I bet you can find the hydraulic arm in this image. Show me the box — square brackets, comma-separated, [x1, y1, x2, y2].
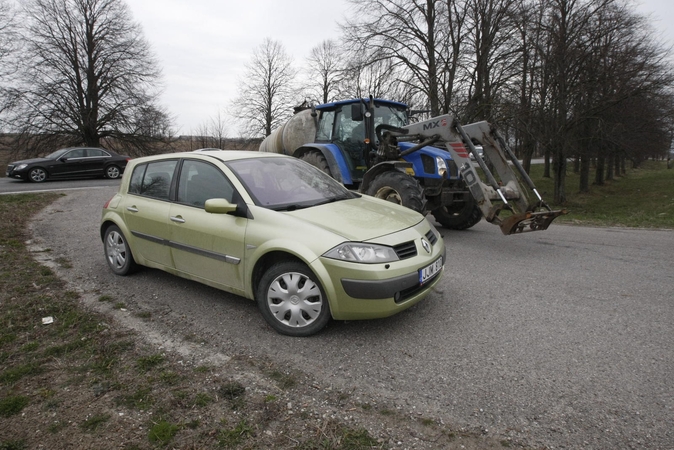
[387, 116, 567, 235]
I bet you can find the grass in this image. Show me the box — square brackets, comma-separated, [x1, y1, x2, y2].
[527, 160, 674, 229]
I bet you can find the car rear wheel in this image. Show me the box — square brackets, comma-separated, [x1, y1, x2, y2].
[105, 165, 121, 179]
[104, 225, 137, 275]
[28, 167, 47, 183]
[257, 261, 330, 337]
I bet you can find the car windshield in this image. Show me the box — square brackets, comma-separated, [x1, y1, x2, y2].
[227, 157, 357, 210]
[45, 148, 70, 159]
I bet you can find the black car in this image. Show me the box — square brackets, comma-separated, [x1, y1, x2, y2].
[6, 147, 130, 182]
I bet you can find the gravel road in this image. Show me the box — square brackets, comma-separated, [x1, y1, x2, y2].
[30, 188, 674, 449]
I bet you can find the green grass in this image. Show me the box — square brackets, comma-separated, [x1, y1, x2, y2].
[148, 420, 180, 445]
[528, 160, 674, 229]
[0, 395, 29, 417]
[80, 413, 111, 431]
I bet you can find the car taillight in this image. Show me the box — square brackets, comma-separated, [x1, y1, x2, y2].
[103, 196, 114, 209]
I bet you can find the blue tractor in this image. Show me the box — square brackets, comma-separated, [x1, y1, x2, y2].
[260, 98, 565, 234]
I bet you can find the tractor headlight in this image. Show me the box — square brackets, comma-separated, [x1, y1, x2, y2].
[324, 243, 399, 263]
[436, 156, 447, 178]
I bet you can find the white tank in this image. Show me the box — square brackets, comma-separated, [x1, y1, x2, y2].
[259, 109, 317, 155]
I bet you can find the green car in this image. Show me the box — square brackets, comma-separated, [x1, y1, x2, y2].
[100, 150, 445, 336]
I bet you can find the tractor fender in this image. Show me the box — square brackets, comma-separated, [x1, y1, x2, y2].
[359, 161, 414, 194]
[293, 144, 353, 185]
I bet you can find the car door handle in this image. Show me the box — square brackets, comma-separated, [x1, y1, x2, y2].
[170, 216, 185, 223]
[126, 206, 138, 212]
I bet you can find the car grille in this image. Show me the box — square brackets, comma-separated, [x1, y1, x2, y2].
[425, 229, 438, 245]
[394, 230, 438, 260]
[393, 241, 417, 260]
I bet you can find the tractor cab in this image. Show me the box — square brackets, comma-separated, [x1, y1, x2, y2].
[314, 99, 409, 182]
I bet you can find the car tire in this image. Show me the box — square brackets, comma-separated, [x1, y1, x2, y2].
[431, 194, 483, 230]
[257, 261, 331, 337]
[103, 225, 137, 275]
[28, 167, 47, 183]
[105, 165, 121, 179]
[366, 170, 427, 214]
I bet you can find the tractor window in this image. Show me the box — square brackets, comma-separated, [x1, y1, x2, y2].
[316, 110, 335, 141]
[373, 105, 408, 129]
[333, 107, 364, 143]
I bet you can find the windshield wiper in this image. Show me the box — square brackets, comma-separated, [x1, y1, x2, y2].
[310, 193, 356, 207]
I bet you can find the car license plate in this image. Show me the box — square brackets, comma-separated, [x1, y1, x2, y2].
[419, 257, 443, 285]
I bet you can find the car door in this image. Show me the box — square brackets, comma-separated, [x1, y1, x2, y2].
[168, 159, 247, 293]
[48, 148, 87, 178]
[120, 159, 178, 266]
[84, 148, 109, 176]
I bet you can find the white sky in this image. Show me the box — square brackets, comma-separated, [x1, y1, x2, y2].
[125, 0, 351, 135]
[125, 0, 674, 136]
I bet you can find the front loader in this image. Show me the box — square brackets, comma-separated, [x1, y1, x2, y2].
[380, 116, 567, 234]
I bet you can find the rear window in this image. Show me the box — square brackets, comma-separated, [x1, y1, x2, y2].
[128, 160, 178, 200]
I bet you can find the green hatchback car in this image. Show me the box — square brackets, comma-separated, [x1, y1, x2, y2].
[100, 150, 445, 336]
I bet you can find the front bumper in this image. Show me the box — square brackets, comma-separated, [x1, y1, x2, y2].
[313, 226, 446, 321]
[6, 166, 28, 180]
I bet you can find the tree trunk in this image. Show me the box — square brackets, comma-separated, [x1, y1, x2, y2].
[595, 155, 605, 185]
[579, 153, 590, 192]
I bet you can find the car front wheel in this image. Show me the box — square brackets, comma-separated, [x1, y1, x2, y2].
[28, 167, 47, 183]
[105, 165, 121, 179]
[104, 225, 137, 275]
[257, 261, 331, 337]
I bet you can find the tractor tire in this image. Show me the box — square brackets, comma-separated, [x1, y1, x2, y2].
[431, 195, 483, 230]
[300, 151, 332, 176]
[366, 170, 427, 215]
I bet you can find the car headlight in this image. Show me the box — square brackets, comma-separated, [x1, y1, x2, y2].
[15, 164, 28, 170]
[436, 156, 447, 178]
[324, 243, 400, 263]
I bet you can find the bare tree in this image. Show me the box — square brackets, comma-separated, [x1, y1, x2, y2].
[462, 0, 521, 122]
[342, 0, 449, 115]
[0, 0, 20, 121]
[191, 110, 229, 149]
[306, 40, 343, 104]
[9, 0, 170, 155]
[231, 38, 297, 137]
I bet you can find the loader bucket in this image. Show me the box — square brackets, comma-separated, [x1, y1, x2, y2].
[499, 209, 568, 235]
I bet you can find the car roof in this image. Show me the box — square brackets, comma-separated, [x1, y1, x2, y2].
[130, 150, 286, 165]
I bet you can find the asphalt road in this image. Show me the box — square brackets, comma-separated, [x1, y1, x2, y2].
[0, 176, 121, 195]
[27, 186, 674, 449]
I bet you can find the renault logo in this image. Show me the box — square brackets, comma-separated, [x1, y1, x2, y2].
[421, 238, 431, 254]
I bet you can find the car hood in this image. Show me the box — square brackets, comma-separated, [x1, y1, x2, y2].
[9, 157, 52, 165]
[285, 195, 424, 241]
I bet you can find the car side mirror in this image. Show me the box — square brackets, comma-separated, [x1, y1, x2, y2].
[204, 198, 237, 214]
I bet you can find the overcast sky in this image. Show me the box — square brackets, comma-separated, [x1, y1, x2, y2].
[125, 0, 674, 136]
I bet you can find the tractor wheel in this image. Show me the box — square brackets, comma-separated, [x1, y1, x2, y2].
[366, 170, 426, 215]
[431, 194, 483, 230]
[300, 151, 332, 176]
